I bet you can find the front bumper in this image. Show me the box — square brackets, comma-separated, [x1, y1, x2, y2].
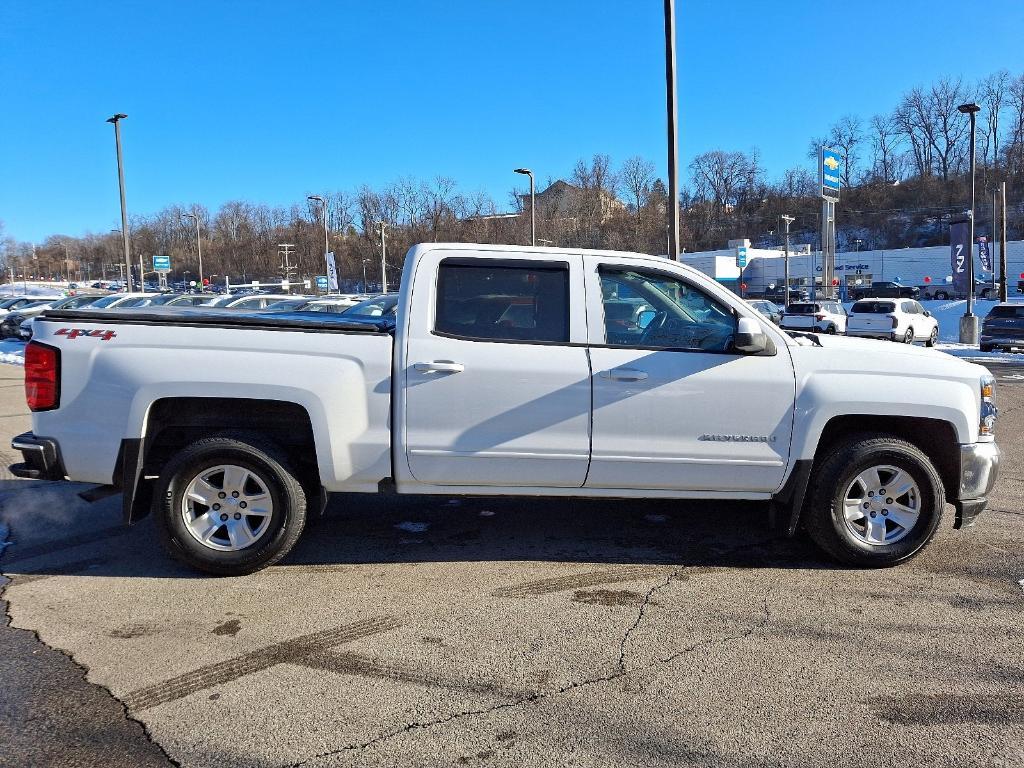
[9, 432, 66, 480]
[953, 441, 1000, 528]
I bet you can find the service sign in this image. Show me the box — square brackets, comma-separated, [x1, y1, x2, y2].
[820, 148, 841, 200]
[153, 254, 171, 272]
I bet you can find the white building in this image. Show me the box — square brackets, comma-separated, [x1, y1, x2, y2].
[678, 239, 1024, 297]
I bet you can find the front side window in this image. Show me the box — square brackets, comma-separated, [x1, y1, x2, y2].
[435, 260, 569, 343]
[598, 267, 735, 352]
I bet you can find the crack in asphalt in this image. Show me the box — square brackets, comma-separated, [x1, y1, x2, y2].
[616, 567, 685, 673]
[281, 589, 773, 767]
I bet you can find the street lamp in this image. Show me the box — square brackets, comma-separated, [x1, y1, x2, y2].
[106, 113, 132, 292]
[180, 212, 204, 289]
[958, 101, 981, 344]
[781, 215, 795, 307]
[307, 194, 330, 262]
[514, 168, 535, 246]
[664, 0, 680, 260]
[377, 221, 388, 293]
[361, 258, 370, 293]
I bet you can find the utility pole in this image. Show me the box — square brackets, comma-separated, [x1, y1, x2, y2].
[1000, 181, 1008, 302]
[781, 215, 795, 307]
[278, 243, 296, 293]
[361, 259, 369, 293]
[991, 187, 998, 298]
[106, 113, 132, 292]
[664, 0, 680, 260]
[378, 221, 388, 293]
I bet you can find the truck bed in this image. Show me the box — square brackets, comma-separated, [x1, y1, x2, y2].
[42, 306, 394, 334]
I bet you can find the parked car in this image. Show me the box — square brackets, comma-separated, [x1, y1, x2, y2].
[780, 301, 848, 334]
[0, 296, 61, 318]
[846, 299, 938, 346]
[850, 282, 920, 300]
[2, 294, 105, 339]
[145, 293, 220, 307]
[340, 293, 401, 319]
[88, 292, 157, 310]
[980, 303, 1024, 352]
[262, 297, 318, 312]
[747, 299, 782, 326]
[760, 287, 809, 304]
[14, 242, 999, 576]
[920, 280, 997, 301]
[203, 294, 296, 310]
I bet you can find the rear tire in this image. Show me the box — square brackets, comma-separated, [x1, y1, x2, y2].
[154, 434, 307, 576]
[804, 434, 945, 567]
[903, 327, 914, 344]
[980, 343, 994, 352]
[926, 327, 938, 347]
[936, 292, 949, 300]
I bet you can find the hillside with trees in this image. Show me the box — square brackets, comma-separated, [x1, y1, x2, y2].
[2, 69, 1023, 288]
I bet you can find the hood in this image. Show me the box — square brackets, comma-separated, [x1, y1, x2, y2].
[786, 332, 990, 380]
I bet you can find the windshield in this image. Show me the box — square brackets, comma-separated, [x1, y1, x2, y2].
[0, 297, 27, 309]
[91, 295, 126, 308]
[852, 301, 896, 314]
[342, 294, 399, 317]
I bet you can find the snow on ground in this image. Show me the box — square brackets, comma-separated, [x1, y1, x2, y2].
[0, 281, 71, 297]
[0, 340, 26, 366]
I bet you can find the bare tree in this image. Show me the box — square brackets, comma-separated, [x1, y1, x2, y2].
[868, 113, 903, 183]
[619, 155, 655, 244]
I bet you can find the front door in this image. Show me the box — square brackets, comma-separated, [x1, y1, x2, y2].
[584, 258, 795, 492]
[403, 253, 591, 488]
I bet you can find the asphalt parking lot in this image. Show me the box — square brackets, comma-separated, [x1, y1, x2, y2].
[2, 360, 1023, 768]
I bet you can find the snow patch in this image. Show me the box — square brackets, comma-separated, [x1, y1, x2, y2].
[0, 340, 25, 366]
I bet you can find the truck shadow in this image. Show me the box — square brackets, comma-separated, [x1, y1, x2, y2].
[0, 489, 832, 580]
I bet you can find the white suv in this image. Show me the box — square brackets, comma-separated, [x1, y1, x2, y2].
[779, 300, 847, 334]
[846, 299, 939, 346]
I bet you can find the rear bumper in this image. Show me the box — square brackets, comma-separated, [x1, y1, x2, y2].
[10, 432, 66, 480]
[953, 441, 1000, 529]
[845, 329, 895, 340]
[980, 334, 1024, 347]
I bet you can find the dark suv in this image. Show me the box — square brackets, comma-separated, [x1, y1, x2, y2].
[980, 304, 1024, 352]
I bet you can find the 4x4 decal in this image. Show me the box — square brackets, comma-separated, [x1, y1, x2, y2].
[55, 328, 117, 341]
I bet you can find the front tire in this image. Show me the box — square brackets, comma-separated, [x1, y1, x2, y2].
[804, 435, 944, 567]
[154, 435, 307, 576]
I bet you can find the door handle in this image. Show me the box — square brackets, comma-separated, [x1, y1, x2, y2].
[600, 367, 648, 382]
[414, 361, 465, 374]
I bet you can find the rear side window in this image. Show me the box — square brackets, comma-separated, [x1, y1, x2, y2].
[787, 304, 818, 314]
[852, 301, 895, 314]
[435, 260, 569, 343]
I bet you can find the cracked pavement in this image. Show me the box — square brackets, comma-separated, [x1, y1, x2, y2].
[2, 361, 1024, 767]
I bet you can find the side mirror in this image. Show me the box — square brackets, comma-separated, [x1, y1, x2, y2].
[734, 316, 768, 354]
[637, 309, 657, 329]
[923, 310, 931, 317]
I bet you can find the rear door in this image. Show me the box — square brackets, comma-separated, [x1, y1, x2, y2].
[402, 251, 592, 488]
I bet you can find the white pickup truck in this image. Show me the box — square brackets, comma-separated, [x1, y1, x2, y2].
[12, 243, 1000, 575]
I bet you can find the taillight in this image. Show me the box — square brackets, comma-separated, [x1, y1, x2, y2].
[891, 317, 899, 329]
[25, 341, 59, 412]
[814, 313, 826, 321]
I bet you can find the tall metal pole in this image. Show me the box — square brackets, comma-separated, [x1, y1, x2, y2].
[513, 169, 536, 246]
[106, 114, 131, 292]
[307, 194, 330, 270]
[781, 215, 795, 307]
[957, 102, 981, 343]
[1000, 181, 1008, 302]
[378, 222, 388, 293]
[181, 213, 204, 289]
[664, 0, 680, 260]
[992, 187, 998, 297]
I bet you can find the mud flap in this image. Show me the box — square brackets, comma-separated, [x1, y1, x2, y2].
[769, 459, 813, 537]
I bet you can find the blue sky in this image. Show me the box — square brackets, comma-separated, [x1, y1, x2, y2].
[2, 0, 1023, 242]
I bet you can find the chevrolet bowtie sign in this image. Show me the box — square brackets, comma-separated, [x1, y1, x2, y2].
[820, 148, 841, 201]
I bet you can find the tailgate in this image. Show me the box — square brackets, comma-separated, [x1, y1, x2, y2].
[848, 315, 892, 331]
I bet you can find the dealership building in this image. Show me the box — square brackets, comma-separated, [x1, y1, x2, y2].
[678, 239, 1024, 299]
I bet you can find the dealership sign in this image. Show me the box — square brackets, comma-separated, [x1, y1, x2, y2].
[820, 148, 841, 200]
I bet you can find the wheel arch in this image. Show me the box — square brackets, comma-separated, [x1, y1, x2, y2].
[124, 397, 321, 524]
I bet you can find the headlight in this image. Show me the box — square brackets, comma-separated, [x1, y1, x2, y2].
[980, 375, 997, 437]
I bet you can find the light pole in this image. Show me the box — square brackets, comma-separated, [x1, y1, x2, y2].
[361, 259, 369, 293]
[180, 212, 204, 289]
[377, 221, 388, 293]
[106, 113, 132, 292]
[307, 194, 330, 260]
[781, 215, 795, 307]
[664, 0, 680, 260]
[514, 168, 535, 246]
[958, 102, 981, 344]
